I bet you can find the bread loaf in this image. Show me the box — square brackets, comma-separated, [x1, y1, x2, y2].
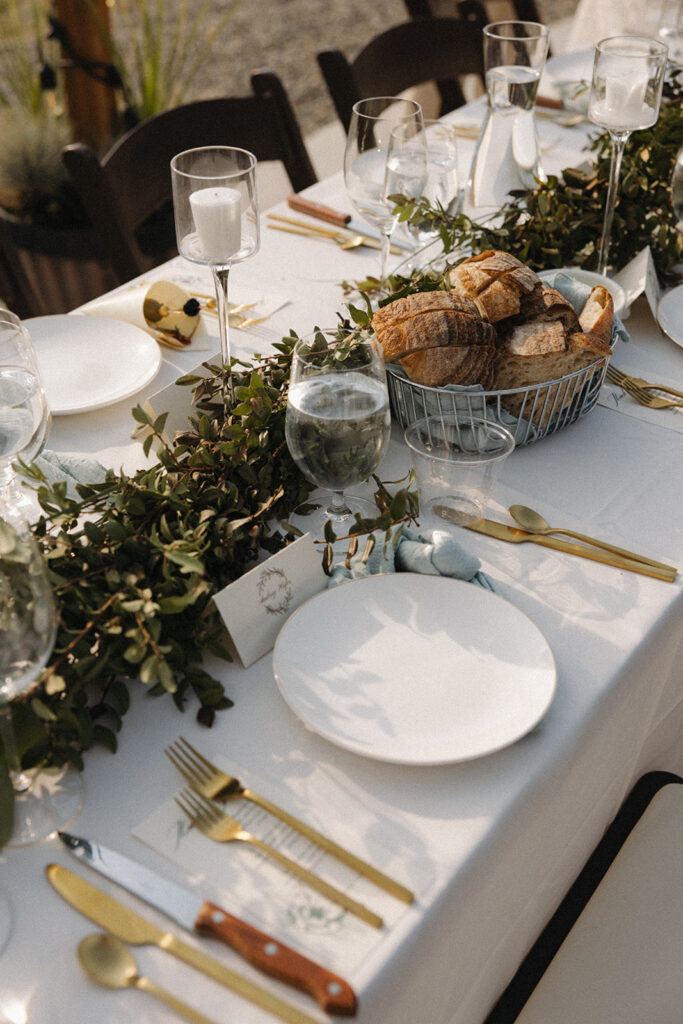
[400, 342, 496, 389]
[446, 250, 541, 322]
[371, 291, 493, 363]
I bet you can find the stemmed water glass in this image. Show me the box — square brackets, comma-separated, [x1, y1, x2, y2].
[0, 500, 83, 858]
[401, 119, 460, 245]
[466, 20, 549, 216]
[285, 330, 391, 531]
[171, 146, 259, 412]
[0, 309, 50, 516]
[344, 97, 425, 282]
[588, 36, 668, 275]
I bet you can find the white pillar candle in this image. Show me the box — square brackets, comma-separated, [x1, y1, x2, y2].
[189, 186, 242, 260]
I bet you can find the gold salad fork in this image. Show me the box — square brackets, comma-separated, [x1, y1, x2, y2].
[166, 737, 414, 903]
[605, 365, 683, 409]
[605, 364, 683, 401]
[175, 789, 383, 928]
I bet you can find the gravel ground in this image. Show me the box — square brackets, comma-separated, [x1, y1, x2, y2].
[156, 0, 578, 136]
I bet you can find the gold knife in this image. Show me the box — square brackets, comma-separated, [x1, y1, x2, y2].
[267, 214, 402, 254]
[46, 865, 323, 1024]
[435, 512, 678, 582]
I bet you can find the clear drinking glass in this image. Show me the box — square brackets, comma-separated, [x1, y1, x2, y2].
[0, 503, 83, 853]
[171, 146, 259, 411]
[344, 97, 424, 282]
[466, 20, 550, 217]
[285, 330, 391, 529]
[0, 309, 50, 516]
[588, 36, 668, 275]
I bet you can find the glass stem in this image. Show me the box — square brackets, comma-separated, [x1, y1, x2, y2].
[327, 491, 351, 518]
[211, 263, 233, 414]
[597, 130, 629, 276]
[379, 229, 393, 283]
[0, 705, 31, 793]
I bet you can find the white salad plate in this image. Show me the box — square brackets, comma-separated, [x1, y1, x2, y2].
[657, 286, 683, 349]
[273, 574, 556, 765]
[25, 314, 162, 415]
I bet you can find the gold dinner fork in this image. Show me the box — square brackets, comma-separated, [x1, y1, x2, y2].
[604, 367, 683, 409]
[605, 364, 683, 401]
[174, 789, 383, 928]
[166, 737, 414, 903]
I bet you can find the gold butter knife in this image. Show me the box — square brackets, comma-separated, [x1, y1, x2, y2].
[435, 512, 678, 582]
[46, 865, 323, 1024]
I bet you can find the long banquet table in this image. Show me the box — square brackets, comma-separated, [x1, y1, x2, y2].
[1, 80, 682, 1024]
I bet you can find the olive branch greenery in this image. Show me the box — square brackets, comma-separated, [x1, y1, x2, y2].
[0, 332, 417, 835]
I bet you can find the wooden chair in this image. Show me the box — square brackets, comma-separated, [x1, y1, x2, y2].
[404, 0, 553, 54]
[62, 70, 317, 287]
[317, 12, 487, 135]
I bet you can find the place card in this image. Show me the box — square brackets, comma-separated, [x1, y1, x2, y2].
[614, 246, 661, 318]
[142, 359, 210, 443]
[212, 534, 327, 667]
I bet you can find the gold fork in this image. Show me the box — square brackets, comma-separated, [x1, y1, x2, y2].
[605, 366, 683, 409]
[606, 364, 683, 400]
[166, 737, 413, 903]
[174, 789, 383, 928]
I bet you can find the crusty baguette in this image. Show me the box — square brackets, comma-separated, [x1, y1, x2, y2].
[579, 285, 614, 341]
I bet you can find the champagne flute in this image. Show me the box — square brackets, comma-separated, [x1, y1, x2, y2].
[0, 309, 50, 517]
[285, 330, 391, 530]
[171, 146, 259, 413]
[588, 36, 668, 275]
[466, 20, 549, 217]
[344, 97, 424, 282]
[0, 503, 83, 852]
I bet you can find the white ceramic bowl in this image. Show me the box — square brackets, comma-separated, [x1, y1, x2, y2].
[538, 267, 628, 320]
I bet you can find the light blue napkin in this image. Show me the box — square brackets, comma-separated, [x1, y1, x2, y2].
[328, 525, 495, 590]
[33, 450, 108, 497]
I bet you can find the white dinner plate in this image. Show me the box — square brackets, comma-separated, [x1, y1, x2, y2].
[25, 314, 162, 415]
[657, 286, 683, 349]
[273, 574, 556, 765]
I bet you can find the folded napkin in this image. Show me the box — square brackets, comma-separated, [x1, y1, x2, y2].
[328, 525, 494, 590]
[33, 450, 107, 497]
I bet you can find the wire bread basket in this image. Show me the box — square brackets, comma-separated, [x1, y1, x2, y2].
[387, 355, 609, 447]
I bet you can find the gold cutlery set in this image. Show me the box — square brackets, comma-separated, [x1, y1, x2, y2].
[266, 212, 403, 254]
[49, 737, 415, 1022]
[440, 504, 677, 582]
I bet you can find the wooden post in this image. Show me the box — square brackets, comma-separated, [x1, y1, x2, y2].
[53, 0, 117, 149]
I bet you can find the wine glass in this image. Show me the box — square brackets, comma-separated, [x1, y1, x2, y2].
[588, 36, 668, 275]
[0, 309, 51, 517]
[171, 146, 259, 412]
[285, 330, 391, 531]
[399, 119, 460, 244]
[466, 20, 549, 217]
[344, 97, 424, 282]
[0, 501, 83, 853]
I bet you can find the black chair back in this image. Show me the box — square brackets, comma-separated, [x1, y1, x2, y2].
[63, 70, 316, 286]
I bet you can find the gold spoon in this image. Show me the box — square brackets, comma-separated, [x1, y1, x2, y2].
[78, 933, 218, 1024]
[508, 505, 676, 573]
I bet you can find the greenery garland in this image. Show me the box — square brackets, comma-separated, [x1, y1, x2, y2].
[0, 333, 418, 844]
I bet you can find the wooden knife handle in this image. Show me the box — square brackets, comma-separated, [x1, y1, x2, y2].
[287, 195, 350, 227]
[536, 94, 564, 109]
[195, 901, 357, 1016]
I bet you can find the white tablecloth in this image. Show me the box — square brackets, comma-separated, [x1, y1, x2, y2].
[2, 89, 682, 1024]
